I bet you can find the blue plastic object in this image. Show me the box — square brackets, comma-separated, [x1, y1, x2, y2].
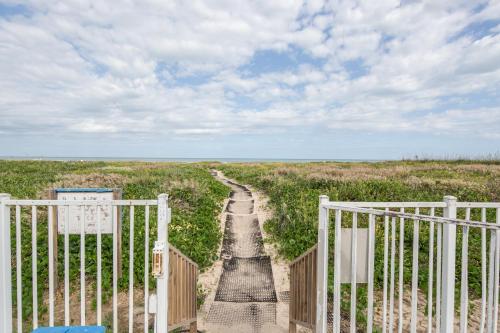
[32, 326, 106, 333]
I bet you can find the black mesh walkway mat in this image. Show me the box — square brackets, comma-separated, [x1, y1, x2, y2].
[206, 302, 276, 329]
[227, 199, 254, 214]
[226, 180, 250, 191]
[221, 214, 264, 258]
[215, 256, 278, 302]
[230, 190, 253, 200]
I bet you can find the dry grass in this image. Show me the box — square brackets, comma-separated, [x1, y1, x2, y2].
[46, 173, 128, 193]
[252, 163, 499, 196]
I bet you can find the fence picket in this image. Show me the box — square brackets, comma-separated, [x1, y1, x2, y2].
[32, 206, 38, 330]
[64, 205, 70, 326]
[389, 216, 396, 333]
[410, 208, 420, 333]
[16, 205, 22, 333]
[367, 214, 375, 333]
[129, 205, 135, 333]
[427, 207, 435, 333]
[382, 210, 389, 333]
[48, 205, 55, 326]
[460, 208, 470, 333]
[436, 221, 442, 332]
[350, 213, 357, 333]
[97, 206, 102, 325]
[480, 208, 486, 333]
[312, 197, 500, 333]
[80, 205, 86, 326]
[144, 205, 150, 333]
[398, 208, 404, 333]
[333, 209, 341, 333]
[1, 195, 201, 333]
[493, 209, 500, 332]
[113, 205, 118, 333]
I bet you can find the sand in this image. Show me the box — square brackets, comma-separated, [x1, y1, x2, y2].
[197, 171, 289, 333]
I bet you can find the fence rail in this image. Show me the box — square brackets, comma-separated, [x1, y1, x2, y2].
[168, 245, 198, 332]
[0, 193, 199, 333]
[289, 244, 317, 332]
[315, 196, 500, 333]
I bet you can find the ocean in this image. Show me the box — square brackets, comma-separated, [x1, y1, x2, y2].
[0, 156, 384, 163]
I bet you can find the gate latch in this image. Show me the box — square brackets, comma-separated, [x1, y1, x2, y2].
[152, 241, 165, 278]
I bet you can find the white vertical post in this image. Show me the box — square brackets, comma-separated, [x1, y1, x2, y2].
[97, 206, 102, 325]
[113, 206, 118, 333]
[487, 225, 495, 333]
[382, 210, 389, 333]
[441, 196, 457, 333]
[428, 207, 435, 333]
[436, 222, 442, 332]
[64, 205, 70, 326]
[389, 217, 396, 333]
[398, 208, 405, 333]
[15, 205, 22, 333]
[493, 208, 500, 332]
[129, 206, 135, 333]
[333, 209, 342, 333]
[316, 195, 329, 333]
[410, 208, 420, 333]
[144, 205, 150, 333]
[0, 194, 12, 333]
[479, 208, 486, 333]
[350, 213, 357, 333]
[367, 214, 375, 333]
[32, 205, 38, 330]
[460, 209, 470, 333]
[156, 194, 170, 333]
[80, 205, 86, 326]
[48, 205, 55, 326]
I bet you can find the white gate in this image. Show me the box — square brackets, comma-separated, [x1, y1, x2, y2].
[315, 196, 500, 333]
[0, 193, 171, 333]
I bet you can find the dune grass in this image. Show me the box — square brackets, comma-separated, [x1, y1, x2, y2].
[3, 159, 499, 329]
[215, 160, 500, 325]
[0, 160, 229, 327]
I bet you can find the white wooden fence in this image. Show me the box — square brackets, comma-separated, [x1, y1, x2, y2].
[0, 193, 172, 333]
[316, 196, 500, 333]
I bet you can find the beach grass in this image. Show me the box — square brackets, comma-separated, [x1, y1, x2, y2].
[2, 159, 499, 329]
[215, 160, 500, 325]
[0, 160, 229, 326]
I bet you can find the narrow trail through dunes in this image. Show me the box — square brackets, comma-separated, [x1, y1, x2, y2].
[199, 171, 288, 333]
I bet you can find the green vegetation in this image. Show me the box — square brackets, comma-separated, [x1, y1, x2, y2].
[3, 159, 499, 330]
[215, 160, 500, 324]
[217, 161, 499, 258]
[0, 160, 229, 328]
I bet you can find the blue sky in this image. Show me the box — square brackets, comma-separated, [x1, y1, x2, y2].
[1, 1, 500, 159]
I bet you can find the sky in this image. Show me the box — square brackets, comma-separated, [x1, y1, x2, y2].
[0, 0, 500, 160]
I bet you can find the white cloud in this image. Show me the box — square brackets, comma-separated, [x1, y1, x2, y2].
[420, 108, 500, 139]
[0, 0, 499, 145]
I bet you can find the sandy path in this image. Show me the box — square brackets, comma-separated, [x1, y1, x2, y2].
[198, 171, 289, 333]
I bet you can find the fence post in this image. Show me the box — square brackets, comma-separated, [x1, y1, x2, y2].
[441, 195, 457, 333]
[316, 195, 329, 333]
[156, 194, 170, 333]
[0, 194, 12, 333]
